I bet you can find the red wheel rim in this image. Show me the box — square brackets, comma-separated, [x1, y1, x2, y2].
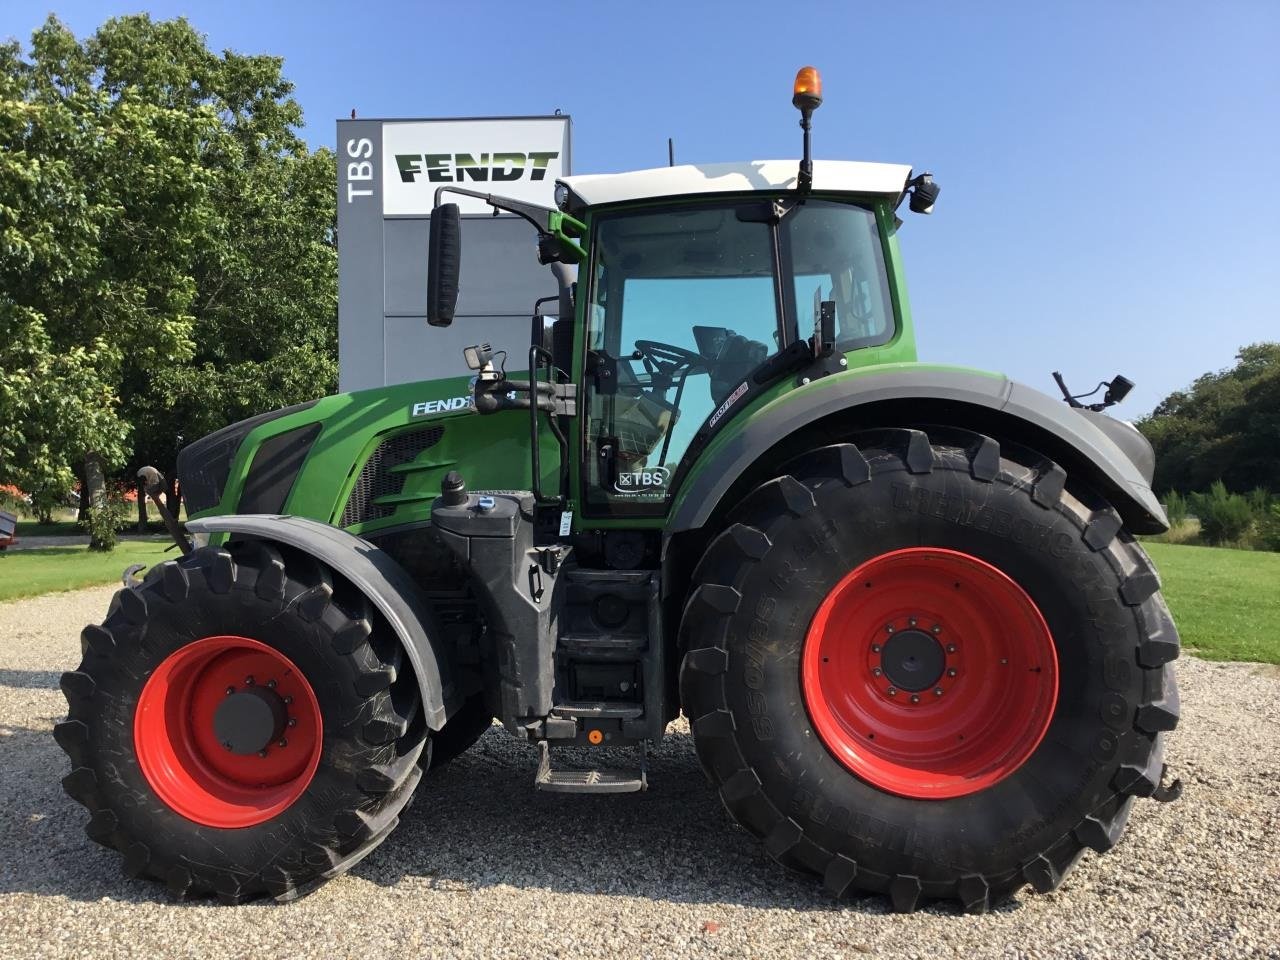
[134, 636, 323, 828]
[802, 548, 1058, 799]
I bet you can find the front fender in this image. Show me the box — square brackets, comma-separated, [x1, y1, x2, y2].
[669, 366, 1167, 535]
[185, 514, 458, 731]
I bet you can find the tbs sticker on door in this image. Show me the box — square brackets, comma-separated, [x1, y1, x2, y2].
[614, 466, 671, 495]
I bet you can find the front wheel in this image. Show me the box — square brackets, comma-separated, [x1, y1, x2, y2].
[679, 428, 1180, 912]
[56, 542, 427, 902]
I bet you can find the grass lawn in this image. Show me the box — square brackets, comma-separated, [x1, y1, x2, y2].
[0, 537, 1274, 664]
[1143, 541, 1280, 664]
[0, 541, 176, 602]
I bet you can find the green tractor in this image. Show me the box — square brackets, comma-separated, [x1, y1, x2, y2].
[56, 68, 1180, 911]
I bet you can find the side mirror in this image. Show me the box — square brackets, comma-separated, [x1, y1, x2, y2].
[426, 203, 461, 327]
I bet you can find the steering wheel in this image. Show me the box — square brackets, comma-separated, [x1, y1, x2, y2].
[631, 340, 705, 386]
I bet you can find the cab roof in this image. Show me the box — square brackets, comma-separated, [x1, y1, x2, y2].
[560, 159, 913, 210]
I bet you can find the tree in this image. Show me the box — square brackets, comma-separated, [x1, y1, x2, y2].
[1137, 343, 1280, 495]
[0, 15, 336, 525]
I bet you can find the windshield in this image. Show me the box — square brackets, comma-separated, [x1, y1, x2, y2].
[584, 198, 894, 513]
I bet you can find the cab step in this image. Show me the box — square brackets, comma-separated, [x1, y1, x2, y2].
[534, 740, 648, 794]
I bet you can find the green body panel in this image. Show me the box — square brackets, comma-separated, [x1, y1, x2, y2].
[197, 374, 563, 537]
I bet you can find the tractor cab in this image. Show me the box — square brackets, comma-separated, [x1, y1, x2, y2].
[425, 151, 940, 523]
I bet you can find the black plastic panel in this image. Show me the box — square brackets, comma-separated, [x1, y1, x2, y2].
[238, 423, 322, 515]
[177, 400, 319, 514]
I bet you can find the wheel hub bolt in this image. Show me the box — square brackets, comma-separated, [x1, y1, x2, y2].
[947, 668, 958, 677]
[871, 643, 881, 653]
[277, 738, 288, 748]
[1000, 658, 1009, 665]
[245, 676, 254, 685]
[887, 687, 898, 697]
[287, 717, 297, 727]
[931, 624, 942, 634]
[934, 687, 944, 696]
[946, 644, 956, 653]
[225, 686, 236, 696]
[910, 694, 920, 704]
[257, 749, 268, 758]
[267, 680, 277, 689]
[283, 696, 293, 705]
[908, 617, 917, 627]
[885, 624, 894, 634]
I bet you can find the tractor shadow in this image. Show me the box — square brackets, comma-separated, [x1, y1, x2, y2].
[352, 725, 946, 914]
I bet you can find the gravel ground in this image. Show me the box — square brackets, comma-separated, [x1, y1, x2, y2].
[1, 585, 1277, 960]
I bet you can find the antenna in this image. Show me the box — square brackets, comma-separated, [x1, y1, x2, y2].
[668, 138, 675, 167]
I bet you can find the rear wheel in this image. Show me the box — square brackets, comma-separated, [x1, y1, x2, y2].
[679, 428, 1180, 912]
[56, 542, 427, 902]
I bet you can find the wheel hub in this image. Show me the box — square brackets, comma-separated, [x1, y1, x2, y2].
[879, 629, 945, 692]
[213, 685, 289, 755]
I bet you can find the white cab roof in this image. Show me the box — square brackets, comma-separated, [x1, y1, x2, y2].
[561, 160, 913, 208]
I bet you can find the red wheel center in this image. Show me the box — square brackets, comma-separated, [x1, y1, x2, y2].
[802, 548, 1058, 799]
[134, 636, 323, 828]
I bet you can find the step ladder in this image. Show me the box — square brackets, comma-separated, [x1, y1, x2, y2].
[534, 739, 648, 794]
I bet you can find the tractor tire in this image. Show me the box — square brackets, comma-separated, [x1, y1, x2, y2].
[679, 427, 1180, 913]
[55, 541, 428, 902]
[425, 692, 493, 770]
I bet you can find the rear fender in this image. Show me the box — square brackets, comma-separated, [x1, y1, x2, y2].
[668, 367, 1167, 537]
[185, 514, 458, 731]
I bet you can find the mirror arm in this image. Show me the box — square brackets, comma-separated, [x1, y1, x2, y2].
[431, 186, 586, 263]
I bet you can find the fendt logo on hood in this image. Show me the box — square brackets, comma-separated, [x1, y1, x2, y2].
[395, 152, 559, 184]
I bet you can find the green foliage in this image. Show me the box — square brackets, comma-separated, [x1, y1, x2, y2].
[1137, 343, 1280, 496]
[1256, 504, 1280, 553]
[0, 15, 336, 504]
[1247, 487, 1272, 514]
[79, 492, 130, 552]
[1163, 490, 1188, 528]
[1188, 481, 1254, 546]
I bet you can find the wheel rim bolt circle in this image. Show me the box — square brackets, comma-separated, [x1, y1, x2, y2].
[245, 676, 254, 685]
[288, 717, 297, 727]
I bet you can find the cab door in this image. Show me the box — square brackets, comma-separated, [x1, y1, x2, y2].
[580, 203, 786, 518]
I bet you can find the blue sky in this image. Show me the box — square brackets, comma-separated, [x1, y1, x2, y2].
[5, 1, 1277, 415]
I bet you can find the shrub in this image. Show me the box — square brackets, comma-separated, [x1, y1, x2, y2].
[80, 493, 130, 552]
[1189, 481, 1254, 546]
[1256, 504, 1280, 553]
[1247, 487, 1272, 514]
[1163, 490, 1188, 528]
